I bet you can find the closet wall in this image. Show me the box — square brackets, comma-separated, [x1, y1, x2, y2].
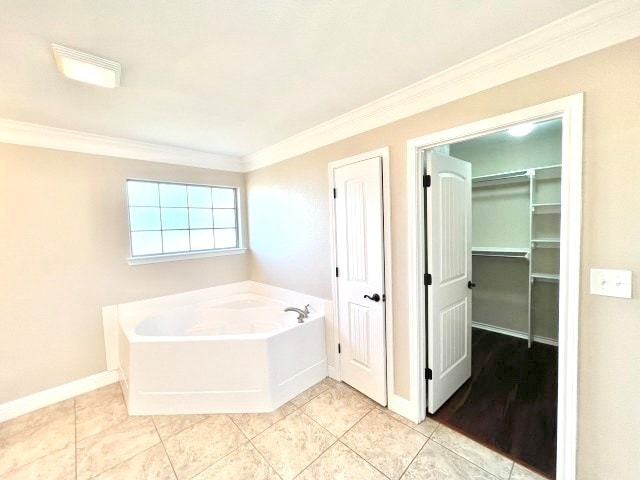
[449, 119, 561, 341]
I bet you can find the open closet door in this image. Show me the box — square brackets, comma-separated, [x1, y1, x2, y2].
[426, 150, 472, 414]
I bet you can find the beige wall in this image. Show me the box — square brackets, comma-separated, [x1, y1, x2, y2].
[0, 145, 249, 403]
[247, 38, 640, 479]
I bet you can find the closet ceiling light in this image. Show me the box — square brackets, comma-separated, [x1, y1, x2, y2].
[508, 123, 535, 137]
[51, 44, 121, 88]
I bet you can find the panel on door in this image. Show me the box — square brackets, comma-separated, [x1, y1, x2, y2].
[334, 156, 387, 405]
[426, 150, 472, 413]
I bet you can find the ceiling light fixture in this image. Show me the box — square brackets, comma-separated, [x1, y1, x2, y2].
[507, 123, 535, 137]
[51, 44, 121, 88]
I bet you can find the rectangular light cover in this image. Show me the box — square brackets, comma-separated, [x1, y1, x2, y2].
[51, 44, 121, 88]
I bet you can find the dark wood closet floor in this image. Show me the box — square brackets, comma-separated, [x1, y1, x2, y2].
[430, 328, 558, 478]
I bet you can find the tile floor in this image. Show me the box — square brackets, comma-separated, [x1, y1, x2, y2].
[0, 378, 548, 480]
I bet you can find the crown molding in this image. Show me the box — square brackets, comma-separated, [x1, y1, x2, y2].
[243, 0, 640, 171]
[2, 0, 638, 173]
[0, 118, 244, 172]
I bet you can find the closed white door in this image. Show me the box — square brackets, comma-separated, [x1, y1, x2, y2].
[426, 150, 472, 413]
[334, 156, 387, 405]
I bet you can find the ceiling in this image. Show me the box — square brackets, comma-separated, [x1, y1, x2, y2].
[452, 118, 563, 149]
[0, 1, 601, 159]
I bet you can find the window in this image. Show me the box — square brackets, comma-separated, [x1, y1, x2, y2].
[126, 180, 239, 258]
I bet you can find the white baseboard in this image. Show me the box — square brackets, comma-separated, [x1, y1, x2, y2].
[327, 365, 337, 380]
[388, 393, 419, 423]
[472, 322, 559, 346]
[0, 370, 118, 423]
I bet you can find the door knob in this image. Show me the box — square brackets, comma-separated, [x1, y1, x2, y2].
[364, 293, 381, 302]
[468, 281, 476, 289]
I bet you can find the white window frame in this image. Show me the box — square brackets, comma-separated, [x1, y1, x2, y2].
[125, 179, 247, 265]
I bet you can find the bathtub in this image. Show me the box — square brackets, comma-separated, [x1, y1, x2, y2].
[113, 287, 328, 415]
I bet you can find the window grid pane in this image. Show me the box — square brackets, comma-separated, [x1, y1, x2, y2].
[161, 207, 189, 230]
[162, 230, 190, 253]
[189, 208, 214, 229]
[127, 180, 239, 257]
[187, 185, 212, 208]
[159, 183, 188, 207]
[131, 231, 162, 256]
[190, 229, 215, 251]
[214, 228, 238, 249]
[213, 209, 236, 228]
[127, 181, 160, 207]
[129, 207, 161, 231]
[212, 187, 236, 208]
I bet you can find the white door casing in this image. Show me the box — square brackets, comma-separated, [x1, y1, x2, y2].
[333, 156, 387, 405]
[426, 150, 472, 413]
[406, 94, 583, 479]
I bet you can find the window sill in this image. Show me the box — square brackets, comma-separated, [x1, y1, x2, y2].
[127, 248, 247, 265]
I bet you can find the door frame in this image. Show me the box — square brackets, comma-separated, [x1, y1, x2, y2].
[328, 147, 394, 405]
[406, 94, 583, 480]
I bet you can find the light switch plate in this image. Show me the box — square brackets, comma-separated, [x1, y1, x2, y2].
[590, 268, 632, 298]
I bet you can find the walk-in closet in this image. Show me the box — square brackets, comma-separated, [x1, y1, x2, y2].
[429, 118, 562, 478]
[464, 119, 561, 348]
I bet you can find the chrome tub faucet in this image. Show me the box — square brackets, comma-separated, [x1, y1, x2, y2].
[284, 306, 309, 323]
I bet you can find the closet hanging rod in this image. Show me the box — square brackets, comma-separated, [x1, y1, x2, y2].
[472, 253, 530, 259]
[472, 247, 529, 260]
[472, 169, 531, 187]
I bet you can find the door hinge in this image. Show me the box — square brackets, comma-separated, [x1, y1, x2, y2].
[335, 267, 339, 278]
[424, 273, 432, 286]
[425, 368, 432, 380]
[423, 174, 431, 188]
[333, 188, 337, 198]
[338, 343, 341, 354]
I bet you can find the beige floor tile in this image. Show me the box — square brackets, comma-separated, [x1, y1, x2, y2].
[341, 408, 426, 479]
[297, 441, 387, 480]
[163, 415, 246, 480]
[332, 382, 376, 405]
[0, 400, 75, 476]
[92, 444, 176, 480]
[279, 401, 298, 416]
[510, 463, 548, 480]
[320, 377, 339, 388]
[152, 414, 208, 440]
[75, 383, 128, 441]
[192, 443, 280, 480]
[402, 440, 498, 479]
[409, 418, 439, 437]
[290, 381, 331, 407]
[377, 406, 438, 437]
[0, 399, 73, 440]
[252, 410, 335, 480]
[76, 415, 160, 480]
[431, 426, 513, 479]
[302, 385, 374, 436]
[229, 408, 285, 439]
[431, 425, 513, 480]
[0, 444, 75, 480]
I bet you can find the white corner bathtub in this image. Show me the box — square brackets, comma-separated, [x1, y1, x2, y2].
[115, 288, 328, 415]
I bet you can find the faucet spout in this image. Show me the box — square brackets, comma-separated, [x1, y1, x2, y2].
[284, 307, 308, 323]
